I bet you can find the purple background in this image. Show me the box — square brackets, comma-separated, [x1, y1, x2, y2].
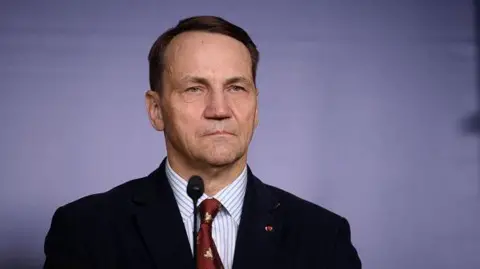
[1, 0, 479, 268]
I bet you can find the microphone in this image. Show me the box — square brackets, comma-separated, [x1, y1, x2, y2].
[187, 175, 204, 265]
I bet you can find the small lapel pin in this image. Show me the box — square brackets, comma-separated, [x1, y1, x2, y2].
[265, 225, 274, 232]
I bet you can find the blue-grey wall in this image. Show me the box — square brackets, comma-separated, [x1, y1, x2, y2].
[1, 1, 478, 268]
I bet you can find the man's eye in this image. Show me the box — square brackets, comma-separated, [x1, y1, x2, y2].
[230, 85, 246, 92]
[186, 87, 202, 92]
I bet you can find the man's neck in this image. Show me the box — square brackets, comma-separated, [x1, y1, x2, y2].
[166, 154, 247, 196]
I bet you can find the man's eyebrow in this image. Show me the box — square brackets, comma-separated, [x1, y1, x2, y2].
[179, 75, 210, 85]
[225, 76, 253, 86]
[179, 75, 253, 86]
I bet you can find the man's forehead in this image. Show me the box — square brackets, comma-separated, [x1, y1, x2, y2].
[165, 32, 251, 64]
[163, 32, 253, 83]
[165, 64, 253, 80]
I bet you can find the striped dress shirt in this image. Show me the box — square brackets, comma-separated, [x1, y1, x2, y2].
[165, 160, 248, 269]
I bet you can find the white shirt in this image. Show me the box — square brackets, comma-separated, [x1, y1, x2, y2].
[165, 160, 248, 269]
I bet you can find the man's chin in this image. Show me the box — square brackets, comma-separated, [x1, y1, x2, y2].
[203, 157, 238, 168]
[200, 152, 243, 168]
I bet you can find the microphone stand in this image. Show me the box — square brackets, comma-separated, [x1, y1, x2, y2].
[187, 176, 204, 268]
[192, 196, 199, 266]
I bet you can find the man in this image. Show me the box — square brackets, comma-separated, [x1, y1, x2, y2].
[44, 16, 361, 269]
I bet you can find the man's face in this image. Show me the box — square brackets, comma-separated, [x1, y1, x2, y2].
[148, 31, 258, 167]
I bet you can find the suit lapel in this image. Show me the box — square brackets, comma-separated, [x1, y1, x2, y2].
[233, 168, 282, 269]
[131, 159, 194, 269]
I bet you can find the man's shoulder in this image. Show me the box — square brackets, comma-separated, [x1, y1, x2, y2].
[56, 176, 150, 217]
[264, 184, 346, 226]
[262, 184, 362, 267]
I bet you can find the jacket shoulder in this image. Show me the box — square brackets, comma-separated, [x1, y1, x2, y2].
[43, 176, 154, 268]
[262, 186, 362, 267]
[55, 175, 150, 218]
[265, 184, 346, 226]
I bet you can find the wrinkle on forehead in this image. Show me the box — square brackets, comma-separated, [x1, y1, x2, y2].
[163, 31, 253, 84]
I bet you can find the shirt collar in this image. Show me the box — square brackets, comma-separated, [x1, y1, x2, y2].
[165, 159, 248, 225]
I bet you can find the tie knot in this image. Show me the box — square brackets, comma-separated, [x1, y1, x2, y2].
[199, 198, 221, 224]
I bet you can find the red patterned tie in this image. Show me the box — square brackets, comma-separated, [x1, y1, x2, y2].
[197, 198, 224, 269]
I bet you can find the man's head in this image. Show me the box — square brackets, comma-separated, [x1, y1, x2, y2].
[145, 16, 260, 169]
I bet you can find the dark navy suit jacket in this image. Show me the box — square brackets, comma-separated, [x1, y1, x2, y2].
[44, 159, 361, 268]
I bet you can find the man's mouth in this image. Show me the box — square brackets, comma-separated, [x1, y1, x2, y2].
[205, 130, 234, 136]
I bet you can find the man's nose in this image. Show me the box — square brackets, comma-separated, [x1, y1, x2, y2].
[203, 90, 231, 120]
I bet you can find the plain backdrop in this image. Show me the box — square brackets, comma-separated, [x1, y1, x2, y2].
[1, 0, 479, 268]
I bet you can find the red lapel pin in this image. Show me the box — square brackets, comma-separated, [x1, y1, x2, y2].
[265, 225, 273, 232]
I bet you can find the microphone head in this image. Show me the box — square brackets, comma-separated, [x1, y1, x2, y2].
[187, 175, 204, 201]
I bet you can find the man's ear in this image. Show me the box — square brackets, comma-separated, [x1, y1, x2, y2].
[145, 90, 164, 131]
[254, 88, 259, 128]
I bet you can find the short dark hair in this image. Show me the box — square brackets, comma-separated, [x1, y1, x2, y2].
[148, 16, 259, 94]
